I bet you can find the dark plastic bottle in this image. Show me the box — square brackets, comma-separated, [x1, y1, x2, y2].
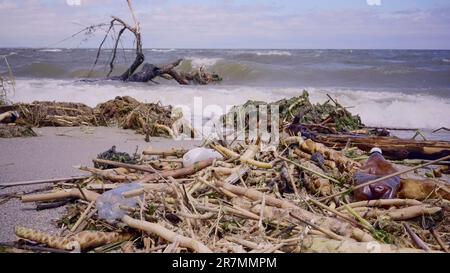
[353, 148, 401, 201]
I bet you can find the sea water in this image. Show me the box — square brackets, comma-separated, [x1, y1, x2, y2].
[1, 48, 449, 138]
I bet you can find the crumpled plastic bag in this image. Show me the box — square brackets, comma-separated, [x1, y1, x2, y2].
[96, 183, 143, 223]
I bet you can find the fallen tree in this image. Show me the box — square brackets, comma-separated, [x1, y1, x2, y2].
[87, 0, 221, 85]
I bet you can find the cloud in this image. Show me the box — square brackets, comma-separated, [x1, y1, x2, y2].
[0, 0, 449, 49]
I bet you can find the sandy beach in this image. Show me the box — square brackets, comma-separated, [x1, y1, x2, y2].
[0, 126, 200, 242]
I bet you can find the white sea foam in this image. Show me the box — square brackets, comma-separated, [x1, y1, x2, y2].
[186, 57, 223, 68]
[442, 58, 450, 63]
[255, 51, 292, 56]
[148, 49, 176, 53]
[9, 79, 450, 131]
[38, 49, 63, 52]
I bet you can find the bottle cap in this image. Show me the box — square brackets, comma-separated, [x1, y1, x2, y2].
[370, 147, 382, 155]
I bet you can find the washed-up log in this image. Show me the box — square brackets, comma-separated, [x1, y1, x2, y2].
[15, 227, 131, 251]
[398, 178, 450, 201]
[315, 134, 450, 160]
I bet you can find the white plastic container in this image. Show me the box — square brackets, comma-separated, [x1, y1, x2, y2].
[183, 148, 223, 167]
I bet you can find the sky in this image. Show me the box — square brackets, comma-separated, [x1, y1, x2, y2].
[0, 0, 449, 49]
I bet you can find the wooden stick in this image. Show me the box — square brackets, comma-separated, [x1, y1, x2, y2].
[142, 148, 187, 157]
[137, 159, 214, 183]
[278, 155, 341, 184]
[319, 154, 450, 201]
[70, 201, 95, 232]
[22, 188, 100, 203]
[92, 159, 157, 173]
[346, 205, 442, 221]
[306, 198, 363, 229]
[337, 199, 423, 211]
[430, 228, 449, 253]
[364, 126, 419, 132]
[121, 215, 212, 253]
[403, 223, 430, 252]
[289, 212, 344, 241]
[0, 176, 88, 188]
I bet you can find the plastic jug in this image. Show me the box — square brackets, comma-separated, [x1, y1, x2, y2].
[183, 148, 223, 168]
[353, 148, 401, 201]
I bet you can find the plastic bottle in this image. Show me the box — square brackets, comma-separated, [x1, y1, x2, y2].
[353, 148, 401, 201]
[96, 183, 143, 223]
[182, 148, 223, 168]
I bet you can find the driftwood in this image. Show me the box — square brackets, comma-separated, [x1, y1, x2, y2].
[89, 1, 220, 85]
[315, 134, 450, 160]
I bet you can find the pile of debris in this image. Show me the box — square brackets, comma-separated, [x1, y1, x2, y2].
[0, 96, 177, 138]
[2, 132, 449, 253]
[0, 124, 36, 138]
[223, 90, 364, 136]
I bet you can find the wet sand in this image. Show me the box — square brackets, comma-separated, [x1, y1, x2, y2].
[0, 127, 201, 242]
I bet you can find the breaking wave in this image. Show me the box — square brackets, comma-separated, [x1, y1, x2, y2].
[9, 79, 450, 131]
[38, 49, 63, 52]
[254, 50, 292, 56]
[183, 57, 223, 68]
[147, 49, 176, 53]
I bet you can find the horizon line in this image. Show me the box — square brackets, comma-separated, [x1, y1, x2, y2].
[1, 47, 450, 51]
